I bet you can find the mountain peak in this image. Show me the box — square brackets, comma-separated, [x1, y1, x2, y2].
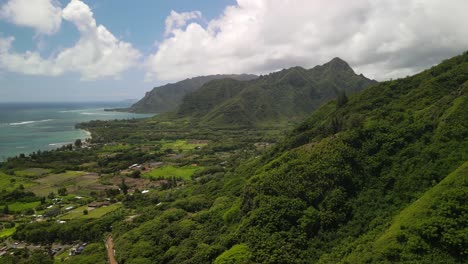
[325, 57, 354, 73]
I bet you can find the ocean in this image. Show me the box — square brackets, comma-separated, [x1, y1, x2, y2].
[0, 102, 153, 160]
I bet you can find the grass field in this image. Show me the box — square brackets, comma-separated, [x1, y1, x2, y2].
[60, 203, 121, 220]
[99, 144, 133, 153]
[0, 227, 16, 238]
[7, 201, 40, 212]
[14, 168, 50, 178]
[0, 171, 36, 192]
[143, 165, 202, 180]
[28, 171, 100, 196]
[160, 139, 207, 152]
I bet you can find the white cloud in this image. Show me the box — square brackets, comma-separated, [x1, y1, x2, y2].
[0, 0, 141, 80]
[146, 0, 468, 81]
[165, 10, 202, 36]
[0, 0, 62, 35]
[56, 0, 141, 79]
[0, 36, 63, 75]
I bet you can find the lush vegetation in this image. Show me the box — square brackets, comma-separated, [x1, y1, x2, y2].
[110, 52, 468, 263]
[0, 53, 466, 263]
[144, 165, 202, 180]
[177, 57, 376, 128]
[119, 74, 257, 113]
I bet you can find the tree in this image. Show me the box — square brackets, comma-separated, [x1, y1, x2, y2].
[74, 139, 82, 148]
[2, 205, 9, 214]
[48, 192, 55, 199]
[120, 179, 129, 195]
[83, 209, 88, 215]
[58, 187, 68, 196]
[131, 170, 141, 178]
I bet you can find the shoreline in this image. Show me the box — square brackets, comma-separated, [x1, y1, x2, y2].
[80, 129, 93, 141]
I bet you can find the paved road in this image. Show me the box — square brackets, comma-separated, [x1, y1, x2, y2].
[106, 236, 118, 264]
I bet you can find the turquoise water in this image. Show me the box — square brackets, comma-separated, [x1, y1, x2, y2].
[0, 102, 153, 160]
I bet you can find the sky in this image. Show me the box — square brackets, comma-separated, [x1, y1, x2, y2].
[0, 0, 467, 102]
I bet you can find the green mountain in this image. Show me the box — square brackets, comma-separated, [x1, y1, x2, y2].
[4, 53, 466, 264]
[177, 58, 377, 127]
[123, 74, 257, 113]
[112, 52, 467, 263]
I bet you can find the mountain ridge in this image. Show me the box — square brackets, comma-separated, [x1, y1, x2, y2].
[177, 58, 377, 127]
[118, 74, 258, 113]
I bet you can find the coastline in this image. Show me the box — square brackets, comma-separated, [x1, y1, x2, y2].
[81, 129, 93, 141]
[0, 104, 152, 161]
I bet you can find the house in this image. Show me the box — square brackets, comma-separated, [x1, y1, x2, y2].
[149, 161, 164, 168]
[88, 201, 110, 208]
[69, 243, 87, 256]
[128, 163, 139, 169]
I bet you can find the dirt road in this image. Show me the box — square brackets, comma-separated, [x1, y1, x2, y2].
[106, 236, 118, 264]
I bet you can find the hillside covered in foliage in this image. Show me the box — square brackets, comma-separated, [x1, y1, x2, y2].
[1, 52, 466, 264]
[176, 58, 376, 127]
[121, 74, 257, 113]
[108, 53, 467, 263]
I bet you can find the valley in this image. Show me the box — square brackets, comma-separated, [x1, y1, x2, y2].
[0, 53, 466, 263]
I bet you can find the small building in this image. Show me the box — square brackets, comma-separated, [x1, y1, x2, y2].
[128, 163, 139, 169]
[88, 201, 110, 208]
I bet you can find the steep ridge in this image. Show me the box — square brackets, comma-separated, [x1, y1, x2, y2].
[231, 52, 468, 263]
[177, 58, 376, 127]
[342, 161, 467, 263]
[111, 52, 467, 264]
[122, 74, 257, 113]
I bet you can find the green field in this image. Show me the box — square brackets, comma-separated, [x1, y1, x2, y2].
[60, 203, 121, 220]
[99, 144, 133, 153]
[143, 165, 202, 180]
[0, 227, 16, 238]
[0, 171, 36, 192]
[14, 168, 50, 178]
[28, 171, 97, 196]
[160, 139, 206, 152]
[7, 201, 40, 212]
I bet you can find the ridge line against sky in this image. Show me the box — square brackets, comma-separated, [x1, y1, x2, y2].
[1, 0, 468, 102]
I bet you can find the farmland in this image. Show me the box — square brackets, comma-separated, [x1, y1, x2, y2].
[60, 203, 122, 220]
[143, 165, 202, 180]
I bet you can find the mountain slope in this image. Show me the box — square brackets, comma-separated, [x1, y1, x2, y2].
[235, 52, 468, 263]
[110, 52, 467, 264]
[177, 58, 376, 127]
[124, 74, 257, 113]
[342, 161, 467, 263]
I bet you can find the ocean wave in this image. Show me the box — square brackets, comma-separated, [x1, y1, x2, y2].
[59, 109, 84, 113]
[9, 119, 54, 126]
[59, 108, 104, 113]
[80, 112, 112, 116]
[48, 142, 71, 146]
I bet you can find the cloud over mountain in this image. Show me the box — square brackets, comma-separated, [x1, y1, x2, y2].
[146, 0, 468, 81]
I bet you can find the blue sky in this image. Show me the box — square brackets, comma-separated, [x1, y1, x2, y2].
[0, 0, 235, 102]
[1, 0, 467, 102]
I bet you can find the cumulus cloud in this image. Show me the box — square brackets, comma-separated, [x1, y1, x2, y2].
[0, 0, 141, 80]
[146, 0, 468, 81]
[0, 36, 63, 75]
[56, 0, 141, 79]
[165, 10, 202, 36]
[0, 0, 62, 35]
